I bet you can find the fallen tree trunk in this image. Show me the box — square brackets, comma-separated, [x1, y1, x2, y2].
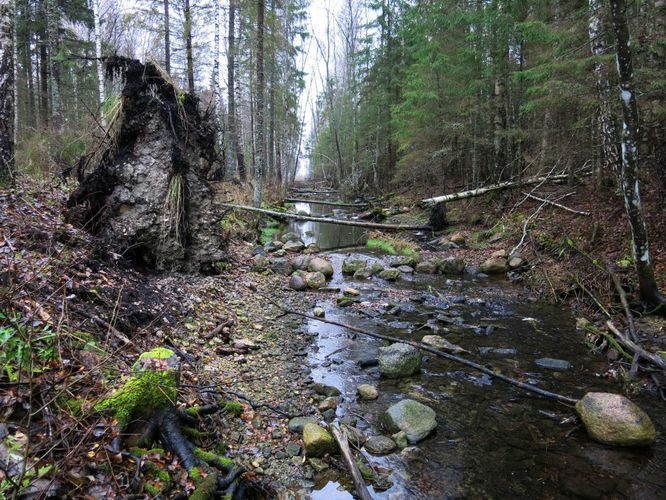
[269, 301, 578, 405]
[330, 424, 374, 500]
[522, 192, 590, 216]
[220, 203, 429, 231]
[283, 198, 368, 208]
[606, 321, 666, 371]
[422, 174, 569, 206]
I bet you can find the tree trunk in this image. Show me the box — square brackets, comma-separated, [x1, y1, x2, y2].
[210, 0, 224, 179]
[38, 23, 48, 127]
[253, 0, 265, 207]
[588, 0, 620, 184]
[46, 0, 63, 132]
[268, 0, 276, 185]
[227, 0, 246, 182]
[184, 0, 194, 94]
[0, 0, 14, 182]
[610, 0, 665, 308]
[92, 0, 106, 129]
[163, 0, 170, 74]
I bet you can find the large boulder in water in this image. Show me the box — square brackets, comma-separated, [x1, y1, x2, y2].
[378, 343, 421, 378]
[381, 399, 437, 444]
[342, 259, 366, 275]
[303, 423, 337, 457]
[67, 58, 223, 272]
[576, 392, 656, 447]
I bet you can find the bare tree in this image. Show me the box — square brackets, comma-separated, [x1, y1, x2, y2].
[610, 0, 665, 308]
[184, 0, 194, 93]
[46, 0, 63, 132]
[0, 0, 14, 182]
[228, 0, 246, 181]
[164, 0, 171, 74]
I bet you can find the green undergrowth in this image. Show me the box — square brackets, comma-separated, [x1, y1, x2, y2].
[367, 233, 419, 258]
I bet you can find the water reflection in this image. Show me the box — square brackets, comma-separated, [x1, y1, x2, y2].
[288, 201, 367, 250]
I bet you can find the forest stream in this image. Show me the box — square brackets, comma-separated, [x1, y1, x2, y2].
[283, 199, 666, 499]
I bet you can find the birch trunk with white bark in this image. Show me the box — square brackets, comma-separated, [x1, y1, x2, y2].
[0, 0, 14, 181]
[92, 0, 106, 129]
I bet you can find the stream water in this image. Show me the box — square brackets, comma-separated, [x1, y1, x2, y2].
[285, 201, 666, 499]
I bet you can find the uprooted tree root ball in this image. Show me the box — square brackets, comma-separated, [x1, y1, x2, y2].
[67, 57, 225, 273]
[96, 347, 258, 498]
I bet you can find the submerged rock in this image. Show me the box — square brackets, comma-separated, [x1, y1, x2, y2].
[397, 265, 414, 274]
[381, 399, 437, 444]
[313, 383, 341, 397]
[365, 436, 396, 455]
[337, 296, 359, 307]
[415, 260, 439, 274]
[480, 257, 509, 274]
[303, 423, 337, 457]
[421, 335, 468, 354]
[378, 343, 421, 378]
[535, 357, 572, 370]
[308, 257, 334, 277]
[357, 384, 379, 400]
[576, 392, 656, 447]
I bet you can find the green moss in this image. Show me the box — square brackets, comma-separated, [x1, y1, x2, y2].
[259, 226, 280, 245]
[223, 401, 243, 416]
[188, 466, 203, 481]
[94, 369, 177, 428]
[183, 427, 209, 440]
[189, 471, 219, 500]
[367, 238, 397, 255]
[144, 483, 161, 497]
[143, 460, 171, 496]
[130, 447, 164, 456]
[194, 448, 234, 468]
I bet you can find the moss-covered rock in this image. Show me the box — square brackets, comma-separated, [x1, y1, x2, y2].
[303, 423, 337, 457]
[576, 392, 656, 447]
[96, 348, 179, 428]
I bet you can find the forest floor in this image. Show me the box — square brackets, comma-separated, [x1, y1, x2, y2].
[1, 177, 664, 498]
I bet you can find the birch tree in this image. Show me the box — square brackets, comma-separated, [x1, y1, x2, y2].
[92, 0, 106, 129]
[0, 0, 14, 182]
[45, 0, 63, 132]
[610, 0, 665, 307]
[164, 0, 170, 74]
[254, 0, 265, 207]
[228, 0, 246, 181]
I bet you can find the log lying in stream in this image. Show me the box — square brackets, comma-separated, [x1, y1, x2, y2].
[270, 301, 579, 405]
[421, 174, 570, 206]
[283, 197, 369, 208]
[220, 203, 429, 231]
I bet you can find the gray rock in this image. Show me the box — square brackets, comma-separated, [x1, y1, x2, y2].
[378, 343, 421, 378]
[357, 384, 379, 400]
[271, 258, 294, 276]
[252, 254, 270, 272]
[479, 347, 517, 356]
[480, 257, 508, 274]
[318, 397, 339, 412]
[283, 240, 305, 252]
[281, 232, 302, 243]
[392, 431, 408, 449]
[438, 256, 466, 275]
[535, 357, 572, 370]
[292, 255, 313, 270]
[491, 249, 508, 258]
[576, 392, 656, 447]
[449, 232, 466, 245]
[343, 287, 360, 296]
[415, 260, 439, 274]
[421, 335, 467, 354]
[368, 262, 385, 275]
[381, 399, 437, 444]
[303, 243, 321, 254]
[288, 416, 318, 433]
[378, 268, 401, 281]
[308, 257, 334, 277]
[337, 296, 359, 307]
[263, 241, 278, 253]
[397, 265, 414, 274]
[365, 436, 396, 455]
[288, 275, 307, 291]
[313, 383, 341, 397]
[393, 255, 418, 267]
[273, 249, 286, 257]
[508, 256, 524, 269]
[286, 443, 302, 456]
[252, 245, 266, 256]
[353, 269, 372, 279]
[304, 271, 326, 289]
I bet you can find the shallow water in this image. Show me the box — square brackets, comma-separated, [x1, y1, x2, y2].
[287, 202, 666, 499]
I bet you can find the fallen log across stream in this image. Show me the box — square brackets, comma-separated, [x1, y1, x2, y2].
[220, 203, 429, 231]
[272, 302, 579, 405]
[421, 173, 570, 206]
[283, 197, 369, 208]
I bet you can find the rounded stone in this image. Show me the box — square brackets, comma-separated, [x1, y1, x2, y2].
[289, 275, 307, 291]
[576, 392, 656, 447]
[378, 343, 421, 378]
[364, 435, 396, 455]
[357, 384, 379, 400]
[381, 399, 437, 444]
[303, 423, 337, 457]
[308, 257, 334, 278]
